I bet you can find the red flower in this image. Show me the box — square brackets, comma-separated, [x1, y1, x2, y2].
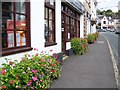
[28, 54, 30, 57]
[52, 53, 57, 59]
[52, 69, 56, 73]
[57, 60, 61, 64]
[52, 64, 56, 67]
[50, 50, 53, 52]
[2, 68, 5, 70]
[9, 61, 13, 65]
[31, 58, 34, 60]
[30, 80, 33, 82]
[34, 48, 38, 51]
[2, 70, 6, 75]
[2, 86, 6, 89]
[10, 80, 14, 85]
[34, 48, 37, 50]
[35, 53, 39, 56]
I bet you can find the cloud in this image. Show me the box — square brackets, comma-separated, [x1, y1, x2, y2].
[97, 0, 119, 12]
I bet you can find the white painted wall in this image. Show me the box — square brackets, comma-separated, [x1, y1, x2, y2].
[43, 0, 62, 54]
[0, 0, 85, 67]
[0, 0, 62, 67]
[91, 0, 97, 33]
[80, 15, 84, 38]
[101, 16, 108, 29]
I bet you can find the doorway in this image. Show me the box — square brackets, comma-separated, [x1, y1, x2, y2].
[61, 13, 66, 54]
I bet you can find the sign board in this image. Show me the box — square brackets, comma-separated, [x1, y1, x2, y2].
[67, 0, 84, 14]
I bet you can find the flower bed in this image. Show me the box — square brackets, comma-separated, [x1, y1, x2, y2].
[0, 51, 61, 89]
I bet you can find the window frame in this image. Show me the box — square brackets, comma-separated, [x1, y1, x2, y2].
[103, 21, 106, 24]
[61, 3, 80, 42]
[2, 1, 32, 56]
[44, 1, 56, 47]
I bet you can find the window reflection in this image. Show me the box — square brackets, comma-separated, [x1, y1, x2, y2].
[16, 1, 25, 14]
[2, 30, 15, 48]
[2, 2, 13, 11]
[2, 12, 14, 29]
[44, 6, 55, 44]
[16, 31, 26, 46]
[16, 14, 26, 30]
[2, 1, 29, 49]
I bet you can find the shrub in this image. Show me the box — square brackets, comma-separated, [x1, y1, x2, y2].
[87, 34, 95, 44]
[0, 52, 61, 89]
[71, 38, 83, 55]
[81, 38, 89, 54]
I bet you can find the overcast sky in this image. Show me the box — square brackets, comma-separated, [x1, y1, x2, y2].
[97, 0, 120, 12]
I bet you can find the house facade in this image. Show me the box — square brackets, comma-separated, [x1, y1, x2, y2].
[97, 15, 114, 29]
[90, 0, 97, 33]
[0, 0, 97, 67]
[83, 0, 91, 37]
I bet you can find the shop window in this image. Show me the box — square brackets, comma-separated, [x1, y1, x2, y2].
[44, 1, 56, 46]
[2, 1, 32, 56]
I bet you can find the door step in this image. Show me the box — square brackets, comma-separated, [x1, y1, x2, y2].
[63, 54, 69, 62]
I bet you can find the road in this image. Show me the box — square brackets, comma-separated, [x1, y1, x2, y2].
[101, 32, 119, 65]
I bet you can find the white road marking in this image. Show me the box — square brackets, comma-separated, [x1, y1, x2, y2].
[97, 41, 104, 43]
[103, 34, 120, 89]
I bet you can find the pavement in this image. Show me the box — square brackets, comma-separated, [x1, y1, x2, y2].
[50, 33, 118, 88]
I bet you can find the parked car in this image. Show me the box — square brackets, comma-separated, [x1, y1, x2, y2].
[103, 29, 107, 32]
[98, 29, 106, 32]
[115, 29, 120, 34]
[110, 29, 115, 32]
[107, 28, 110, 31]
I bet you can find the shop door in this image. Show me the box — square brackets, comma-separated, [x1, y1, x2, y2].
[61, 13, 66, 53]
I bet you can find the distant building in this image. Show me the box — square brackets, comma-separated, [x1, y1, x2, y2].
[97, 15, 114, 29]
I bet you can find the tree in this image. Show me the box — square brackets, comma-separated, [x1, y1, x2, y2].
[105, 9, 114, 16]
[97, 9, 101, 15]
[101, 10, 106, 15]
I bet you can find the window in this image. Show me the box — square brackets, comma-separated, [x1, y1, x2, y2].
[44, 0, 56, 46]
[2, 1, 32, 56]
[66, 16, 70, 41]
[103, 21, 106, 24]
[61, 3, 80, 41]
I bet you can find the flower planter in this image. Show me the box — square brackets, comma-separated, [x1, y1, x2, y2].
[57, 53, 63, 64]
[66, 49, 74, 56]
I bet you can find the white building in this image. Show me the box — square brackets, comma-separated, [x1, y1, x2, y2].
[0, 0, 85, 67]
[90, 0, 97, 33]
[101, 16, 109, 29]
[0, 0, 98, 67]
[97, 15, 114, 29]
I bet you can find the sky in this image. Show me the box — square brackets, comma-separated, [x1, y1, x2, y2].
[97, 0, 120, 12]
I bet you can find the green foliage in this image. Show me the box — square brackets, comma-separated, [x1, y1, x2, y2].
[0, 52, 61, 89]
[106, 9, 114, 16]
[81, 38, 89, 54]
[71, 38, 89, 55]
[87, 32, 99, 44]
[87, 34, 95, 44]
[71, 38, 83, 55]
[97, 9, 114, 16]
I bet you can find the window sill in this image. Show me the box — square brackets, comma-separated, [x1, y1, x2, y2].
[45, 42, 57, 47]
[2, 47, 33, 56]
